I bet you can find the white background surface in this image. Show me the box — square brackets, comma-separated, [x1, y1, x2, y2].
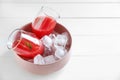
[1, 0, 120, 80]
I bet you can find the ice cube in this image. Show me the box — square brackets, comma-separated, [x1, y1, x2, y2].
[44, 55, 56, 64]
[54, 44, 64, 50]
[54, 33, 68, 47]
[34, 54, 45, 65]
[49, 34, 56, 39]
[43, 47, 53, 57]
[61, 32, 69, 45]
[55, 47, 66, 59]
[41, 35, 53, 48]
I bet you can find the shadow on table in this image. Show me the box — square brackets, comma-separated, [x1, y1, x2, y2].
[0, 51, 63, 80]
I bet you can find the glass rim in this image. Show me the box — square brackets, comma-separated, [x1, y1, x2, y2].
[41, 6, 60, 19]
[34, 6, 60, 20]
[7, 29, 25, 50]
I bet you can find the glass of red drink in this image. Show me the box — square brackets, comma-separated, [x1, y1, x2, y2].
[7, 29, 44, 60]
[32, 6, 60, 39]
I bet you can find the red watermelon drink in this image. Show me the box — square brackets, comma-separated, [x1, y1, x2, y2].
[7, 29, 44, 59]
[32, 6, 60, 39]
[32, 16, 56, 39]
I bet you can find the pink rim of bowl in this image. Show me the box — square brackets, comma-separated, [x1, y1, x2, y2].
[14, 22, 72, 75]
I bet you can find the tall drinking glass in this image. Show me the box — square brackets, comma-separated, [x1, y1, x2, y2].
[32, 6, 60, 38]
[7, 29, 44, 59]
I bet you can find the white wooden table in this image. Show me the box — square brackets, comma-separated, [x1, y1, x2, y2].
[1, 0, 120, 80]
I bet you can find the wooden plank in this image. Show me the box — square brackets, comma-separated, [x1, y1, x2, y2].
[1, 3, 120, 18]
[0, 54, 120, 80]
[0, 0, 120, 3]
[1, 18, 120, 36]
[63, 56, 120, 80]
[73, 35, 120, 55]
[59, 19, 120, 35]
